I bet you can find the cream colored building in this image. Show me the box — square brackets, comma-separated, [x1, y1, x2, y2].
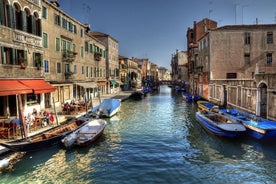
[41, 0, 107, 110]
[90, 32, 120, 94]
[0, 0, 56, 118]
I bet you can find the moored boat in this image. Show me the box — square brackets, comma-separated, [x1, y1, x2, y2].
[195, 111, 246, 138]
[61, 119, 107, 148]
[0, 117, 89, 152]
[219, 109, 276, 139]
[91, 98, 121, 118]
[197, 100, 219, 112]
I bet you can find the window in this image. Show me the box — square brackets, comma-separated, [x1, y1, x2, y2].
[54, 14, 60, 25]
[80, 29, 84, 37]
[244, 32, 251, 45]
[56, 38, 60, 51]
[86, 66, 89, 77]
[266, 53, 272, 65]
[57, 62, 61, 73]
[226, 73, 237, 79]
[42, 6, 47, 19]
[27, 94, 40, 105]
[82, 66, 84, 74]
[81, 46, 84, 58]
[43, 33, 48, 48]
[244, 53, 250, 65]
[62, 17, 67, 29]
[65, 64, 70, 73]
[44, 60, 49, 73]
[267, 32, 273, 44]
[74, 65, 77, 74]
[90, 67, 93, 77]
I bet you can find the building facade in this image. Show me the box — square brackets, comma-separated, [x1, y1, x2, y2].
[90, 32, 120, 94]
[41, 0, 107, 111]
[0, 0, 56, 118]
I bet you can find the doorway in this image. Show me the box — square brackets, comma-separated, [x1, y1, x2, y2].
[258, 83, 267, 118]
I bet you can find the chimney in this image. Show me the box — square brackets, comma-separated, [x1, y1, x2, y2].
[50, 0, 60, 7]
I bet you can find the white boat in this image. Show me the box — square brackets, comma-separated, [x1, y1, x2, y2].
[61, 119, 107, 148]
[91, 98, 121, 118]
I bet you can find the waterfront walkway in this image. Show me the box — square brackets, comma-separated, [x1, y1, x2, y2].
[0, 90, 133, 156]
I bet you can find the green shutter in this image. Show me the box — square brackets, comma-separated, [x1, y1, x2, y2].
[22, 10, 27, 32]
[7, 5, 15, 28]
[0, 0, 4, 25]
[30, 15, 35, 34]
[37, 19, 41, 36]
[12, 49, 16, 65]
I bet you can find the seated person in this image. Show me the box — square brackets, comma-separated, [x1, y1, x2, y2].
[32, 108, 38, 117]
[10, 117, 20, 127]
[25, 113, 35, 133]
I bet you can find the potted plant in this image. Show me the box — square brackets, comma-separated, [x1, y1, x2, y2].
[18, 56, 26, 69]
[35, 55, 42, 69]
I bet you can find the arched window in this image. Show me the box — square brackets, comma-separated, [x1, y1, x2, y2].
[34, 12, 41, 36]
[14, 3, 22, 30]
[24, 8, 32, 33]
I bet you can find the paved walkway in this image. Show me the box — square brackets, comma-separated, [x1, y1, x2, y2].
[0, 90, 133, 156]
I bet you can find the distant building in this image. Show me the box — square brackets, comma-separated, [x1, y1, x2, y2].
[90, 32, 120, 94]
[171, 50, 189, 85]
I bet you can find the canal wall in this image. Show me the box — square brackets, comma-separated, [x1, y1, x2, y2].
[208, 74, 276, 121]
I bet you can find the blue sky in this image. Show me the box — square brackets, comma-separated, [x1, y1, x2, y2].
[57, 0, 276, 70]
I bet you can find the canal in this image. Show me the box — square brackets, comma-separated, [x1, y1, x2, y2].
[1, 85, 276, 183]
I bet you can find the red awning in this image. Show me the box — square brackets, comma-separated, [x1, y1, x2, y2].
[19, 79, 56, 94]
[0, 80, 33, 96]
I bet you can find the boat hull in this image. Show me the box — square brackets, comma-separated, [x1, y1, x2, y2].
[91, 98, 121, 118]
[195, 112, 245, 138]
[0, 118, 88, 152]
[219, 109, 276, 139]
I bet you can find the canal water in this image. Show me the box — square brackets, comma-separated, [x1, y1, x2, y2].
[1, 85, 276, 184]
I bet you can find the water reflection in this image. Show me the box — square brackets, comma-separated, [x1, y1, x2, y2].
[1, 85, 276, 183]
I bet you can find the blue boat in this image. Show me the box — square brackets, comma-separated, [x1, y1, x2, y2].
[91, 98, 121, 118]
[195, 111, 246, 138]
[197, 100, 219, 112]
[182, 92, 199, 102]
[219, 109, 276, 139]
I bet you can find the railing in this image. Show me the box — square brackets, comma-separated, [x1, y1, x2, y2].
[62, 50, 77, 62]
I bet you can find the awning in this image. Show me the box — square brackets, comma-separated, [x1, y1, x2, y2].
[110, 80, 117, 85]
[97, 81, 106, 86]
[76, 82, 98, 89]
[0, 80, 33, 96]
[19, 79, 56, 94]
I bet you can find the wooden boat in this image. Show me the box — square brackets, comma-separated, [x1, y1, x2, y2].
[129, 90, 144, 100]
[0, 117, 89, 152]
[219, 109, 276, 139]
[195, 111, 246, 138]
[61, 119, 107, 148]
[91, 98, 121, 118]
[197, 100, 219, 112]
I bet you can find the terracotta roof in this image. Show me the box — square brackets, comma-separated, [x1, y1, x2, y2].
[214, 24, 276, 31]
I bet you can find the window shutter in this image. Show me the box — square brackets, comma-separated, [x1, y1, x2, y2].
[22, 10, 27, 32]
[30, 15, 35, 34]
[7, 5, 15, 28]
[12, 49, 16, 65]
[0, 0, 4, 25]
[37, 19, 41, 36]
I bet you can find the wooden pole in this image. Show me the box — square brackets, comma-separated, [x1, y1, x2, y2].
[52, 97, 59, 125]
[17, 94, 28, 138]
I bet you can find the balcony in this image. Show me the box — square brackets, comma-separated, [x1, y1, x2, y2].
[62, 50, 77, 62]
